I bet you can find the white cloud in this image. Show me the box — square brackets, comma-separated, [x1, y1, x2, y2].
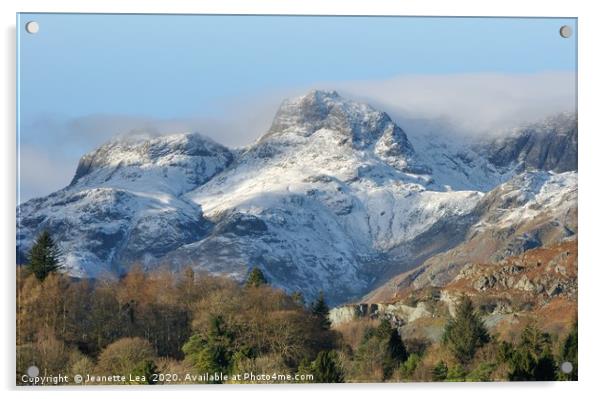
[332, 71, 576, 136]
[19, 72, 575, 202]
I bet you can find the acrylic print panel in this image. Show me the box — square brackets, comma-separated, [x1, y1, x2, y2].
[16, 14, 577, 385]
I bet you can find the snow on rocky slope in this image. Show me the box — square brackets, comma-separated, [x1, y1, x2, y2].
[17, 133, 233, 277]
[179, 90, 482, 300]
[362, 170, 577, 304]
[16, 90, 577, 304]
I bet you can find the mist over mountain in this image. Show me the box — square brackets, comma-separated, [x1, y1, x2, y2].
[16, 90, 577, 304]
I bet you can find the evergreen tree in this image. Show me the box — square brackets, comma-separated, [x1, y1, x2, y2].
[130, 360, 159, 385]
[431, 361, 448, 381]
[353, 319, 408, 380]
[310, 351, 344, 383]
[27, 230, 62, 281]
[446, 364, 468, 382]
[558, 320, 578, 381]
[297, 357, 313, 377]
[399, 353, 421, 380]
[245, 267, 268, 288]
[311, 291, 331, 330]
[508, 324, 556, 381]
[442, 296, 490, 364]
[372, 319, 408, 378]
[375, 319, 408, 361]
[182, 315, 234, 382]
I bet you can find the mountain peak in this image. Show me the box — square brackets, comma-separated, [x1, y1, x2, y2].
[304, 89, 341, 101]
[262, 90, 420, 165]
[70, 132, 233, 187]
[267, 89, 381, 139]
[277, 89, 342, 111]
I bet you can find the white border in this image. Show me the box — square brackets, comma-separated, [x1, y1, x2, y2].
[2, 1, 600, 399]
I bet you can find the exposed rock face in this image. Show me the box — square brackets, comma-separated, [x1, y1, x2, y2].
[332, 241, 577, 341]
[16, 90, 577, 305]
[263, 90, 427, 174]
[485, 112, 577, 173]
[266, 90, 410, 151]
[329, 304, 380, 325]
[329, 302, 431, 327]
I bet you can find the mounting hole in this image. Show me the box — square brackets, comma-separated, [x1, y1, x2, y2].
[27, 365, 40, 377]
[560, 361, 574, 374]
[559, 25, 572, 38]
[25, 21, 39, 34]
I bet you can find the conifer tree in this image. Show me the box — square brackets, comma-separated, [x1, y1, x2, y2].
[442, 296, 489, 364]
[182, 315, 234, 381]
[310, 350, 344, 383]
[558, 320, 578, 381]
[432, 361, 448, 381]
[245, 267, 268, 288]
[130, 360, 159, 385]
[507, 324, 556, 381]
[27, 230, 62, 281]
[375, 319, 408, 377]
[311, 291, 331, 330]
[355, 319, 408, 380]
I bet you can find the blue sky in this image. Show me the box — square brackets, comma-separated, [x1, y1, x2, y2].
[17, 14, 577, 201]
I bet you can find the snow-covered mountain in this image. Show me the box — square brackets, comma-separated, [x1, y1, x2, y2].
[17, 133, 233, 276]
[16, 90, 577, 304]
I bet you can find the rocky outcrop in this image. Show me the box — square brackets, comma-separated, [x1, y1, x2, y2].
[485, 112, 577, 173]
[329, 303, 380, 325]
[333, 241, 577, 341]
[329, 302, 432, 327]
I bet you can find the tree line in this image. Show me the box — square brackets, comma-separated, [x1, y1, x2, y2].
[16, 231, 577, 384]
